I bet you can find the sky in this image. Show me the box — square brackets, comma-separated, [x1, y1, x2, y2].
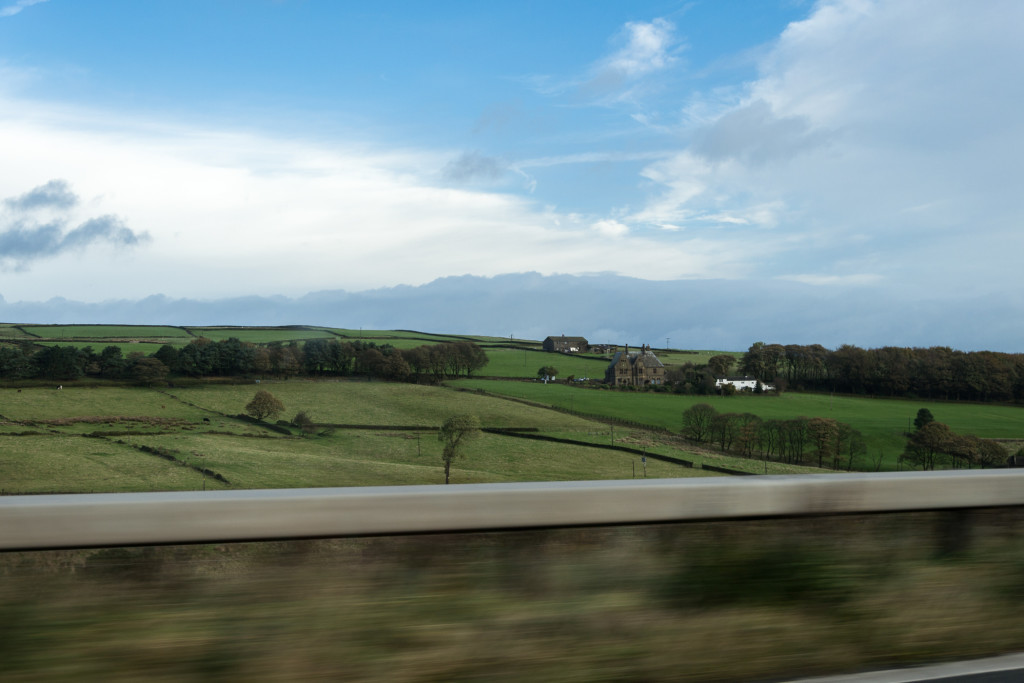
[0, 0, 1022, 350]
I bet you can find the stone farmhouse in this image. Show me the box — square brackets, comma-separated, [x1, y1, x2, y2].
[543, 335, 589, 353]
[604, 344, 665, 386]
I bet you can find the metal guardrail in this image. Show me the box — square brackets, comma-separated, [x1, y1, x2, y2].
[3, 470, 1024, 551]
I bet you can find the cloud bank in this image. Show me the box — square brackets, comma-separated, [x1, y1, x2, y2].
[0, 180, 148, 268]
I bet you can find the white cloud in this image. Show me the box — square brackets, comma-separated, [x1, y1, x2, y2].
[591, 219, 630, 238]
[524, 18, 679, 104]
[629, 0, 1024, 296]
[0, 0, 47, 18]
[0, 91, 758, 301]
[601, 19, 676, 78]
[778, 273, 883, 286]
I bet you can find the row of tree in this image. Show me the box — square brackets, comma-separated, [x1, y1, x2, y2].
[737, 342, 1024, 402]
[681, 403, 867, 469]
[0, 337, 489, 383]
[899, 409, 1007, 470]
[0, 343, 171, 383]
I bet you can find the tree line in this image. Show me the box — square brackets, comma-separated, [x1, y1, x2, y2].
[737, 342, 1024, 402]
[681, 403, 868, 469]
[0, 337, 489, 383]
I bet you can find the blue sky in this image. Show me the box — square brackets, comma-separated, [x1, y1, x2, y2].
[0, 1, 1022, 349]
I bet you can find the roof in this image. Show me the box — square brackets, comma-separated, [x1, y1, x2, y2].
[606, 349, 663, 370]
[545, 335, 588, 343]
[636, 350, 664, 368]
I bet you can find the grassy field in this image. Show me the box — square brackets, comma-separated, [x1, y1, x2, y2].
[479, 347, 611, 379]
[0, 324, 35, 339]
[451, 379, 1024, 469]
[3, 382, 764, 494]
[19, 325, 193, 340]
[4, 324, 1019, 484]
[184, 327, 336, 343]
[327, 328, 481, 342]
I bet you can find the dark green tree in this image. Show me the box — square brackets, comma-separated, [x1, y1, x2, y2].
[913, 408, 935, 430]
[291, 410, 316, 435]
[131, 357, 169, 386]
[99, 345, 127, 379]
[153, 344, 180, 374]
[707, 354, 734, 377]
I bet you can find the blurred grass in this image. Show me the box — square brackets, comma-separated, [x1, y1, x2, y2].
[2, 510, 1023, 681]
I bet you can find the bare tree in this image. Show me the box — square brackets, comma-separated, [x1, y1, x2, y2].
[681, 403, 716, 442]
[438, 415, 480, 484]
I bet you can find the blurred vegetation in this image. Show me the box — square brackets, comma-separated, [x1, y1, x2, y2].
[2, 510, 1023, 681]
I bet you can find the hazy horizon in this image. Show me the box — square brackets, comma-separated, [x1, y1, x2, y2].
[1, 1, 1022, 351]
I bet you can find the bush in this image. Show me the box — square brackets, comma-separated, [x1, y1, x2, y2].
[291, 410, 316, 435]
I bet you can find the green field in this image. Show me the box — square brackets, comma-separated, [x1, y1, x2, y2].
[184, 327, 336, 343]
[327, 328, 480, 342]
[19, 325, 193, 340]
[3, 324, 1018, 488]
[0, 324, 35, 339]
[7, 382, 793, 494]
[451, 379, 1024, 469]
[479, 347, 611, 379]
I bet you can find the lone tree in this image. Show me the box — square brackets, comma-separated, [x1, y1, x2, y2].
[913, 408, 935, 430]
[291, 410, 316, 435]
[245, 389, 285, 421]
[438, 414, 480, 484]
[538, 366, 558, 380]
[681, 403, 716, 442]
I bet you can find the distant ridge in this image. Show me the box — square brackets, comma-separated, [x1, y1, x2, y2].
[0, 272, 1017, 352]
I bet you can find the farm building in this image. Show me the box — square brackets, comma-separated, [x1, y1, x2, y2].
[604, 344, 665, 386]
[716, 375, 774, 392]
[543, 335, 589, 353]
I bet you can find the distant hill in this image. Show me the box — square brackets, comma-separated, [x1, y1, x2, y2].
[0, 272, 1017, 352]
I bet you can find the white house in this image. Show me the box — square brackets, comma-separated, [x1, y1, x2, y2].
[715, 375, 774, 392]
